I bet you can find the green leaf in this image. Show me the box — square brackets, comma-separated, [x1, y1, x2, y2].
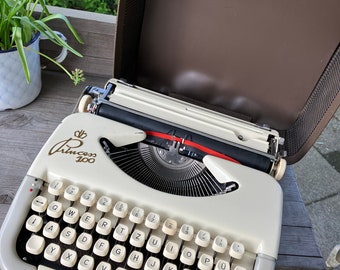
[37, 0, 51, 17]
[41, 13, 84, 44]
[15, 16, 83, 57]
[12, 26, 30, 83]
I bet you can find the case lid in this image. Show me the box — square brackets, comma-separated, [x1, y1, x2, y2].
[113, 0, 340, 164]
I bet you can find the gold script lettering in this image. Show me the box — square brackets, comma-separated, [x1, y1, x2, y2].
[48, 138, 83, 156]
[48, 131, 97, 163]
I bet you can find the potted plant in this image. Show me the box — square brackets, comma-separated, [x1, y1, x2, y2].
[0, 0, 85, 111]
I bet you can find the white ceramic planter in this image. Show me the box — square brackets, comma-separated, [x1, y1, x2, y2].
[0, 33, 42, 111]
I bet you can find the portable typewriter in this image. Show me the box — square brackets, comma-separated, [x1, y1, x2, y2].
[0, 77, 286, 270]
[1, 1, 339, 270]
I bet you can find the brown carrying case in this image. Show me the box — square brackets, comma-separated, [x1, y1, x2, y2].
[113, 0, 340, 164]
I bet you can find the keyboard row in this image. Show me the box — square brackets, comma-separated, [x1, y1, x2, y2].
[27, 233, 245, 270]
[18, 179, 254, 270]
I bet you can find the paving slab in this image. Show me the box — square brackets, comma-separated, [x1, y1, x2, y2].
[292, 107, 340, 269]
[307, 195, 340, 270]
[314, 111, 340, 173]
[293, 147, 340, 205]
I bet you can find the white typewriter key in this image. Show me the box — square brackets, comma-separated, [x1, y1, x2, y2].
[78, 255, 95, 270]
[48, 180, 64, 196]
[113, 201, 128, 218]
[127, 250, 144, 269]
[113, 223, 129, 242]
[234, 267, 246, 270]
[179, 224, 194, 241]
[145, 212, 161, 229]
[80, 190, 97, 207]
[60, 249, 77, 267]
[43, 221, 60, 239]
[97, 195, 113, 212]
[214, 260, 230, 270]
[212, 236, 228, 253]
[195, 230, 211, 247]
[38, 264, 55, 270]
[96, 262, 112, 270]
[96, 217, 112, 235]
[31, 195, 48, 213]
[47, 201, 63, 218]
[26, 214, 43, 232]
[60, 227, 77, 245]
[80, 212, 96, 230]
[146, 235, 162, 254]
[64, 184, 81, 201]
[130, 229, 146, 248]
[180, 247, 196, 266]
[44, 243, 61, 261]
[63, 206, 80, 224]
[76, 232, 93, 250]
[129, 206, 145, 224]
[93, 238, 110, 257]
[162, 218, 177, 236]
[229, 241, 245, 260]
[198, 254, 214, 270]
[26, 235, 45, 255]
[163, 262, 177, 270]
[144, 256, 160, 270]
[110, 244, 126, 263]
[163, 241, 179, 260]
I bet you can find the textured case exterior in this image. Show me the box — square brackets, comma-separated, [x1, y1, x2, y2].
[113, 0, 340, 164]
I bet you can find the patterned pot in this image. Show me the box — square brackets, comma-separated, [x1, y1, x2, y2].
[0, 33, 42, 111]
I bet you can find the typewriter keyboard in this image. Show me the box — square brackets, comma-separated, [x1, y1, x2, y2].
[16, 180, 255, 270]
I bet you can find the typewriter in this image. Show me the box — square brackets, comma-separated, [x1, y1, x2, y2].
[2, 0, 339, 269]
[0, 78, 287, 270]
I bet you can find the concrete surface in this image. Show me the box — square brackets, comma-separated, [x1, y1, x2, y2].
[293, 107, 340, 269]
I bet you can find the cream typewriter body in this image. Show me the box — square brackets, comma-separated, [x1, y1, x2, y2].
[0, 79, 285, 270]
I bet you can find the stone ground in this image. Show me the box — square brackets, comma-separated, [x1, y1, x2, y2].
[293, 107, 340, 269]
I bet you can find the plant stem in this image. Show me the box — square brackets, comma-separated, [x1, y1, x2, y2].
[25, 46, 85, 85]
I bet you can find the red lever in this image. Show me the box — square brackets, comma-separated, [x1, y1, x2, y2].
[145, 131, 240, 164]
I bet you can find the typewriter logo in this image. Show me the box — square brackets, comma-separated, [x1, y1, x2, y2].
[48, 129, 97, 163]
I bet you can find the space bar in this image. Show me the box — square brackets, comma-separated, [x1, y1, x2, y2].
[38, 265, 55, 270]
